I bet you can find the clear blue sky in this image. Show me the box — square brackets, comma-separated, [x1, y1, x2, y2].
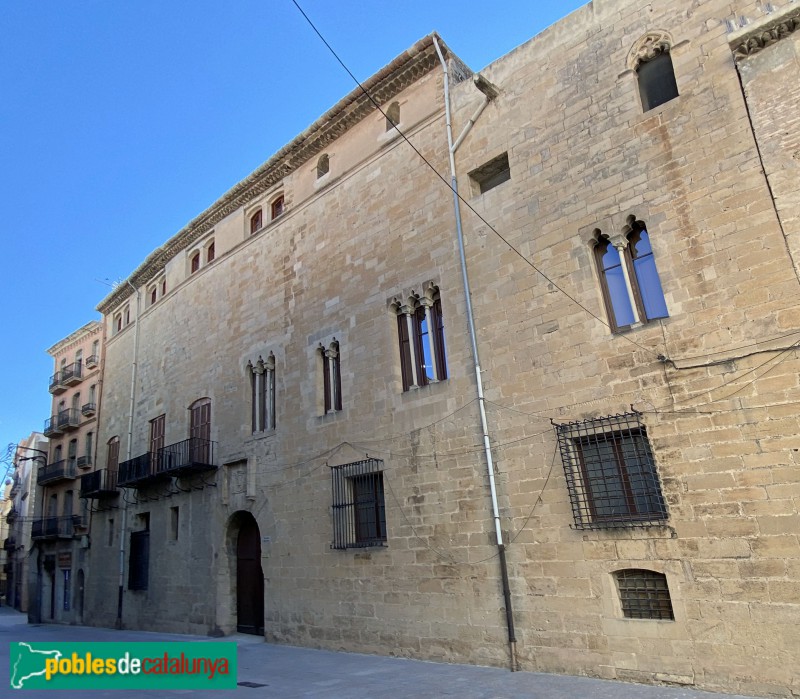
[0, 1, 585, 466]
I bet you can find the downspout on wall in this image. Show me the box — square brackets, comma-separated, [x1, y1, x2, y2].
[432, 37, 518, 672]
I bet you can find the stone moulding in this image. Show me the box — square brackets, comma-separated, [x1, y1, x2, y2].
[728, 4, 800, 62]
[97, 33, 466, 315]
[626, 30, 674, 72]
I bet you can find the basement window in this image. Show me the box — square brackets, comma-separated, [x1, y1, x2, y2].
[615, 569, 674, 620]
[469, 152, 510, 194]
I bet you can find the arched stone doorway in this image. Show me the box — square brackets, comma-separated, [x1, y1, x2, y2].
[231, 511, 264, 635]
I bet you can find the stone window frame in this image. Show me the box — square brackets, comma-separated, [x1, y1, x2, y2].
[468, 152, 511, 195]
[318, 339, 342, 415]
[270, 193, 285, 221]
[316, 153, 330, 179]
[389, 282, 448, 393]
[385, 101, 400, 132]
[247, 353, 276, 433]
[249, 207, 263, 235]
[591, 215, 668, 333]
[624, 30, 684, 113]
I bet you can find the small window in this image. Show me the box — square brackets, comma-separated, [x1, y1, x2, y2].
[161, 280, 167, 297]
[469, 152, 511, 194]
[250, 209, 263, 234]
[554, 412, 668, 530]
[316, 154, 330, 179]
[393, 286, 448, 392]
[190, 252, 200, 274]
[149, 286, 157, 306]
[638, 52, 678, 112]
[207, 241, 215, 263]
[615, 569, 674, 620]
[320, 340, 342, 414]
[271, 195, 284, 220]
[170, 506, 179, 541]
[124, 306, 130, 326]
[114, 313, 122, 334]
[385, 101, 400, 131]
[331, 458, 387, 549]
[248, 354, 276, 432]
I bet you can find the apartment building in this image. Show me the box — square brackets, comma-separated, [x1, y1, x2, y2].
[33, 321, 103, 623]
[81, 1, 800, 695]
[5, 432, 48, 612]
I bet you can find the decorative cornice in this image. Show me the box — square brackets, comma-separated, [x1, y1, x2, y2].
[729, 5, 800, 62]
[98, 33, 462, 314]
[46, 320, 102, 357]
[626, 30, 674, 72]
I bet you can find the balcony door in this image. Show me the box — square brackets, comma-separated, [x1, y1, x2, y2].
[189, 398, 211, 464]
[150, 414, 165, 473]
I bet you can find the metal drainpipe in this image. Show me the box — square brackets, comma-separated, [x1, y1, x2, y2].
[116, 280, 140, 629]
[432, 37, 518, 672]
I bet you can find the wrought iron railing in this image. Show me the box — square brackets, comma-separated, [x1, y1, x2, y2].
[31, 516, 81, 539]
[81, 402, 96, 416]
[37, 459, 77, 486]
[80, 469, 119, 498]
[118, 438, 217, 487]
[61, 361, 83, 385]
[57, 409, 81, 431]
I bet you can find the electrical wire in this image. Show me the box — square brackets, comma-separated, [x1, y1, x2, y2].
[289, 0, 662, 360]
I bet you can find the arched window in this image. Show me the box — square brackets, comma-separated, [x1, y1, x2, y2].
[106, 436, 120, 472]
[317, 154, 330, 179]
[250, 209, 263, 234]
[190, 251, 200, 274]
[614, 569, 674, 620]
[149, 286, 157, 306]
[248, 355, 275, 432]
[385, 101, 400, 131]
[628, 31, 678, 112]
[271, 195, 285, 220]
[207, 240, 215, 263]
[593, 220, 667, 332]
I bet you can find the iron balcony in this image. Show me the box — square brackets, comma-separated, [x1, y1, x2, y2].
[61, 361, 83, 386]
[43, 414, 62, 438]
[79, 469, 119, 499]
[48, 370, 66, 394]
[81, 402, 96, 417]
[57, 408, 81, 432]
[31, 516, 83, 540]
[118, 438, 217, 488]
[37, 459, 77, 486]
[84, 354, 99, 369]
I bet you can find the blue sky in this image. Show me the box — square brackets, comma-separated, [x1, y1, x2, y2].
[0, 1, 585, 467]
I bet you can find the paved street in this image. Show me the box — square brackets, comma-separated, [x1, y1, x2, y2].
[0, 606, 763, 698]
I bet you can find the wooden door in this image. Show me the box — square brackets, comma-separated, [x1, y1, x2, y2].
[236, 517, 264, 635]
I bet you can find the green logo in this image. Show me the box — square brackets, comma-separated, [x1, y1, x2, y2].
[9, 641, 237, 690]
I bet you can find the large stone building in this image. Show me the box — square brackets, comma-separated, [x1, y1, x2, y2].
[81, 1, 800, 695]
[33, 321, 103, 623]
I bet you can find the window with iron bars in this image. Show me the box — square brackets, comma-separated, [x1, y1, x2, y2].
[615, 569, 674, 620]
[331, 458, 386, 549]
[553, 412, 667, 530]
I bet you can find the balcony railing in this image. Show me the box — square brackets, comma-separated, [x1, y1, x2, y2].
[57, 408, 81, 432]
[118, 438, 217, 488]
[37, 459, 77, 486]
[160, 438, 217, 477]
[81, 402, 97, 417]
[49, 370, 66, 394]
[31, 516, 82, 540]
[77, 455, 92, 468]
[43, 414, 62, 437]
[118, 452, 170, 488]
[84, 354, 99, 369]
[62, 361, 83, 386]
[80, 469, 119, 499]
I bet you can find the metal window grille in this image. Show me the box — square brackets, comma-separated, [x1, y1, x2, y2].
[553, 412, 668, 530]
[615, 569, 674, 620]
[331, 458, 387, 550]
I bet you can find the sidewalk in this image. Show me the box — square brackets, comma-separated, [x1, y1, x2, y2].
[0, 607, 764, 698]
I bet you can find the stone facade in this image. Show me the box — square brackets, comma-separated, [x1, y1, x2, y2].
[81, 2, 800, 696]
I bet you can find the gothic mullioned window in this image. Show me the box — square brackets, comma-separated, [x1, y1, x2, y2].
[248, 354, 276, 432]
[593, 218, 668, 332]
[391, 284, 447, 392]
[319, 340, 342, 414]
